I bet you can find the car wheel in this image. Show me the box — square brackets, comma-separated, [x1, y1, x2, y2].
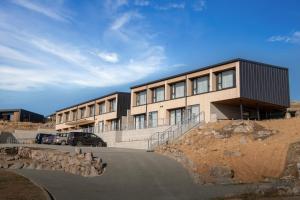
[76, 141, 83, 146]
[96, 142, 103, 147]
[61, 141, 66, 145]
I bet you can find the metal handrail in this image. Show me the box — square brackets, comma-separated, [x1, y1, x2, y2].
[147, 112, 205, 151]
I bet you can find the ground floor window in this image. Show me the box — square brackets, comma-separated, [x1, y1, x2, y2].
[134, 114, 145, 129]
[187, 105, 200, 122]
[148, 111, 158, 128]
[170, 108, 185, 125]
[110, 119, 119, 131]
[98, 121, 104, 132]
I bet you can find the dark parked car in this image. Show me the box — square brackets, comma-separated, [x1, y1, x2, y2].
[35, 133, 53, 144]
[67, 132, 107, 147]
[42, 135, 55, 144]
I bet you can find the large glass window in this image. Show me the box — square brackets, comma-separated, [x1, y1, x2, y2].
[109, 99, 116, 112]
[170, 81, 185, 99]
[98, 102, 105, 114]
[98, 121, 104, 132]
[134, 114, 145, 129]
[136, 90, 147, 106]
[80, 107, 86, 119]
[110, 119, 118, 131]
[187, 105, 200, 122]
[217, 70, 235, 90]
[148, 111, 158, 128]
[152, 87, 165, 103]
[192, 76, 209, 95]
[89, 105, 95, 117]
[169, 108, 185, 125]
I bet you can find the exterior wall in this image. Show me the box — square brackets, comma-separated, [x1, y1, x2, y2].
[130, 61, 240, 123]
[55, 92, 130, 131]
[210, 103, 241, 120]
[240, 61, 290, 108]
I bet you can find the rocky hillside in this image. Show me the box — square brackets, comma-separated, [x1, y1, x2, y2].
[157, 118, 300, 185]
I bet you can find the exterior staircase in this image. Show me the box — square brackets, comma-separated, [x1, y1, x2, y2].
[147, 112, 205, 151]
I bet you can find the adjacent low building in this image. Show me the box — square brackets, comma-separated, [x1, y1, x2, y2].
[55, 92, 131, 132]
[0, 109, 45, 123]
[130, 58, 290, 128]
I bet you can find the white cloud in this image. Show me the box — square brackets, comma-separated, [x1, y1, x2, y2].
[155, 3, 185, 10]
[268, 31, 300, 44]
[11, 0, 70, 22]
[193, 0, 206, 11]
[134, 0, 150, 6]
[111, 11, 140, 30]
[97, 52, 119, 63]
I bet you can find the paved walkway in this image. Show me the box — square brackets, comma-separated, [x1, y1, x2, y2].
[2, 144, 254, 200]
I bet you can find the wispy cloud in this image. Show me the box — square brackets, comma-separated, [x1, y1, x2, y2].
[97, 52, 119, 63]
[193, 0, 206, 11]
[155, 3, 185, 11]
[268, 31, 300, 44]
[134, 0, 150, 7]
[11, 0, 70, 22]
[111, 11, 141, 30]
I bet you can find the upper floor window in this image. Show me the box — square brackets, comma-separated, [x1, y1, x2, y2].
[192, 76, 209, 95]
[72, 110, 76, 121]
[98, 102, 105, 114]
[80, 107, 86, 119]
[152, 87, 164, 103]
[89, 105, 95, 117]
[65, 112, 69, 122]
[217, 69, 236, 90]
[58, 115, 62, 123]
[109, 98, 116, 112]
[136, 90, 147, 106]
[170, 81, 185, 99]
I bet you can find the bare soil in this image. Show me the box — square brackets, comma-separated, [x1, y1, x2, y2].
[157, 118, 300, 184]
[0, 169, 47, 200]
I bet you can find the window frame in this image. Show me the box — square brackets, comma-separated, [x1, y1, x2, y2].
[98, 102, 105, 115]
[148, 111, 158, 128]
[109, 98, 117, 112]
[170, 81, 186, 100]
[192, 75, 210, 95]
[216, 69, 236, 91]
[152, 86, 165, 103]
[136, 90, 147, 106]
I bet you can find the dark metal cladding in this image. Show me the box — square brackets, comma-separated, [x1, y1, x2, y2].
[117, 93, 131, 118]
[239, 60, 290, 108]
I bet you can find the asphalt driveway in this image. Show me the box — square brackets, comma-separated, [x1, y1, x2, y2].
[1, 144, 254, 200]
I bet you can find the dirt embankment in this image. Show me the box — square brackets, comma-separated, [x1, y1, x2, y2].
[157, 118, 300, 184]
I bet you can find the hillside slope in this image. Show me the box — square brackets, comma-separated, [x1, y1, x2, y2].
[157, 118, 300, 184]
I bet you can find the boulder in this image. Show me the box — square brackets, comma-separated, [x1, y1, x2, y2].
[85, 152, 93, 162]
[75, 147, 82, 155]
[253, 130, 273, 140]
[210, 166, 234, 184]
[233, 124, 254, 133]
[9, 162, 24, 169]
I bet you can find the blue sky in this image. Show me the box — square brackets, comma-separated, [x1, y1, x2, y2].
[0, 0, 299, 116]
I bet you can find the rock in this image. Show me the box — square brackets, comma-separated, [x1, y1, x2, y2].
[233, 124, 254, 133]
[285, 112, 291, 119]
[89, 166, 99, 176]
[240, 136, 247, 144]
[0, 162, 9, 169]
[9, 162, 24, 169]
[85, 152, 93, 162]
[212, 130, 229, 139]
[293, 186, 300, 195]
[224, 150, 242, 157]
[5, 156, 15, 161]
[210, 166, 234, 184]
[253, 130, 273, 140]
[75, 147, 82, 155]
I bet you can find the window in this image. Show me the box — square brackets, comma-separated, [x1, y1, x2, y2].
[98, 102, 105, 114]
[134, 114, 145, 129]
[80, 107, 86, 119]
[110, 119, 118, 131]
[109, 99, 116, 112]
[65, 112, 69, 122]
[217, 70, 235, 90]
[152, 87, 164, 103]
[187, 105, 200, 122]
[192, 76, 209, 95]
[89, 105, 95, 117]
[72, 110, 76, 121]
[136, 91, 147, 106]
[98, 121, 104, 132]
[148, 111, 158, 128]
[58, 115, 62, 123]
[170, 81, 185, 99]
[170, 108, 185, 125]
